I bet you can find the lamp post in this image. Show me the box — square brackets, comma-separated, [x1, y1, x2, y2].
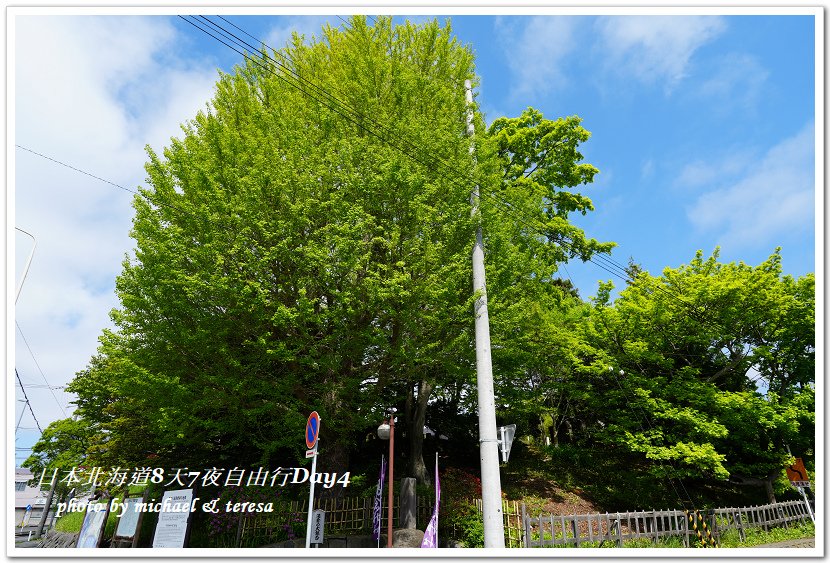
[377, 408, 396, 548]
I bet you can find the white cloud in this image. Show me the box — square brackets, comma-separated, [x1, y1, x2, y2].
[494, 16, 583, 100]
[697, 52, 769, 113]
[13, 15, 220, 431]
[494, 15, 725, 101]
[686, 122, 815, 248]
[596, 16, 726, 92]
[675, 149, 757, 190]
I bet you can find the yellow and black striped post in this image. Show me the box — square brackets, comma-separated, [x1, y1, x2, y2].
[686, 510, 718, 548]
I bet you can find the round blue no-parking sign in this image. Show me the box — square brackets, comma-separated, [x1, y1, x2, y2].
[305, 411, 320, 450]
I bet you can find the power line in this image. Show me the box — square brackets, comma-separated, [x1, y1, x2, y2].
[183, 16, 620, 274]
[15, 369, 43, 433]
[16, 322, 67, 417]
[607, 366, 697, 510]
[185, 15, 713, 325]
[14, 16, 728, 343]
[15, 145, 136, 196]
[14, 17, 717, 338]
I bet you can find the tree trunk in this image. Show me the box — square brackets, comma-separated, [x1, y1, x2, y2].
[764, 469, 778, 504]
[729, 469, 779, 504]
[406, 379, 433, 484]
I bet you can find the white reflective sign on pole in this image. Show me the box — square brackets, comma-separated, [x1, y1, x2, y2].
[499, 424, 517, 463]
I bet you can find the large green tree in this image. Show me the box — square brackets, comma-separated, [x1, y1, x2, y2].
[65, 16, 611, 484]
[579, 250, 815, 502]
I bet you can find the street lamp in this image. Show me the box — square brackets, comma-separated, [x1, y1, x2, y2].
[377, 408, 396, 548]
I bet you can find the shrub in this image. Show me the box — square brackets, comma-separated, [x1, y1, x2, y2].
[438, 467, 483, 546]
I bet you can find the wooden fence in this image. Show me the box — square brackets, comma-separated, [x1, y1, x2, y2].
[711, 500, 814, 542]
[232, 496, 812, 548]
[237, 495, 433, 547]
[238, 496, 524, 547]
[522, 499, 813, 548]
[473, 499, 524, 548]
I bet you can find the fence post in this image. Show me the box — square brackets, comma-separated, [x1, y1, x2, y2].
[707, 509, 718, 547]
[779, 502, 789, 529]
[521, 504, 528, 548]
[651, 511, 658, 544]
[235, 515, 245, 548]
[735, 509, 745, 543]
[572, 515, 580, 547]
[615, 513, 624, 547]
[682, 511, 689, 548]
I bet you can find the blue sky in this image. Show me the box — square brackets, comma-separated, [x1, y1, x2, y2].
[11, 9, 820, 465]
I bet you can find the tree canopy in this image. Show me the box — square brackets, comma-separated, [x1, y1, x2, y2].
[495, 248, 814, 504]
[54, 16, 611, 484]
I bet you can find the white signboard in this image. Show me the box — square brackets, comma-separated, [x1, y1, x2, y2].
[76, 502, 109, 548]
[151, 489, 194, 548]
[310, 509, 325, 544]
[115, 497, 143, 539]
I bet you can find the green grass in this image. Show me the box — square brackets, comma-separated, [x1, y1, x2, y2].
[718, 521, 814, 547]
[525, 520, 814, 549]
[52, 498, 123, 542]
[54, 510, 85, 533]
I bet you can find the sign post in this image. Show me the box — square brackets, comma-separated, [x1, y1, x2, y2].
[786, 457, 814, 523]
[310, 509, 325, 545]
[304, 411, 321, 548]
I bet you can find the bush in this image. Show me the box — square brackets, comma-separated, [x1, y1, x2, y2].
[438, 467, 483, 546]
[453, 511, 484, 547]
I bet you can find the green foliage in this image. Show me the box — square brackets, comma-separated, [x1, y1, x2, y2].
[60, 15, 609, 484]
[439, 467, 486, 545]
[69, 15, 480, 472]
[453, 511, 485, 547]
[580, 249, 814, 488]
[23, 417, 93, 498]
[32, 13, 813, 519]
[495, 248, 814, 497]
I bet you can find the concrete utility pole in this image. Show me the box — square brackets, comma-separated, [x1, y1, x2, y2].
[465, 79, 505, 548]
[35, 471, 57, 538]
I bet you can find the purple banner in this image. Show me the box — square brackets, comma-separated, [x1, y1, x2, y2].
[372, 456, 386, 541]
[420, 457, 440, 548]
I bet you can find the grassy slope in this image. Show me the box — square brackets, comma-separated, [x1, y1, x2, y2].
[501, 441, 798, 514]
